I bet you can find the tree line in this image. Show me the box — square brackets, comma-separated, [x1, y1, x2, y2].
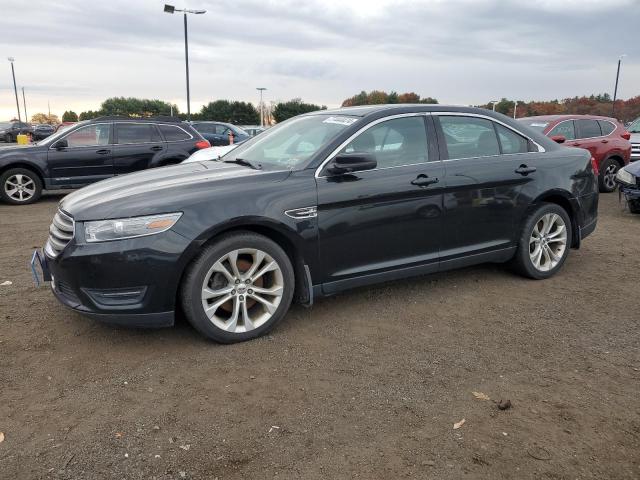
[479, 94, 640, 123]
[341, 90, 438, 107]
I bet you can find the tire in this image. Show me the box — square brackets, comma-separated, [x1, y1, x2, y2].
[599, 158, 620, 193]
[4, 133, 12, 143]
[181, 231, 295, 343]
[628, 199, 640, 214]
[0, 168, 43, 205]
[512, 203, 572, 280]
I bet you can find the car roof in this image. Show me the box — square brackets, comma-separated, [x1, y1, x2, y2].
[307, 104, 502, 117]
[88, 116, 185, 124]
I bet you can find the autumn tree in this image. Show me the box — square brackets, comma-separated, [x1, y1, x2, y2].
[31, 113, 60, 124]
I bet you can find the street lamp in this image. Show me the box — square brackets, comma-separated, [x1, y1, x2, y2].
[513, 101, 518, 119]
[612, 54, 627, 117]
[164, 4, 206, 121]
[256, 87, 267, 126]
[8, 57, 21, 122]
[489, 100, 498, 112]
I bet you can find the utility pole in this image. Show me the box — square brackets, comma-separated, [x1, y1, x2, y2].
[8, 57, 21, 122]
[612, 54, 626, 117]
[256, 87, 267, 126]
[513, 101, 518, 119]
[22, 87, 27, 122]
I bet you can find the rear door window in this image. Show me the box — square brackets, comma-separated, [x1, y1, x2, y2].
[548, 121, 575, 140]
[159, 124, 192, 141]
[439, 116, 500, 159]
[115, 123, 161, 144]
[597, 120, 615, 136]
[576, 119, 602, 139]
[495, 124, 529, 154]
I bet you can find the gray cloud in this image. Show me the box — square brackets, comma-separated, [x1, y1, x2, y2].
[1, 0, 639, 119]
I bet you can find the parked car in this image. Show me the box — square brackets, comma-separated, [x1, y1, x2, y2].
[518, 114, 631, 193]
[240, 125, 266, 137]
[35, 105, 598, 343]
[627, 117, 640, 162]
[31, 124, 56, 140]
[0, 121, 32, 143]
[0, 116, 209, 204]
[191, 121, 250, 146]
[182, 144, 239, 163]
[615, 162, 640, 213]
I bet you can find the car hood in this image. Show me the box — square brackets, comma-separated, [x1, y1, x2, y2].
[0, 144, 44, 156]
[630, 132, 640, 143]
[622, 158, 640, 177]
[60, 161, 290, 221]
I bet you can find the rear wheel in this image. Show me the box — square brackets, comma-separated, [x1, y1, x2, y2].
[512, 203, 572, 279]
[599, 158, 620, 193]
[0, 168, 43, 205]
[4, 133, 12, 143]
[628, 199, 640, 214]
[181, 232, 295, 343]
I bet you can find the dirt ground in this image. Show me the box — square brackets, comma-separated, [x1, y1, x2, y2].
[1, 192, 639, 480]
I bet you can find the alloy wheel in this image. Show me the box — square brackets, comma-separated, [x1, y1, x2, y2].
[200, 248, 284, 333]
[529, 213, 567, 272]
[603, 163, 618, 191]
[4, 173, 36, 202]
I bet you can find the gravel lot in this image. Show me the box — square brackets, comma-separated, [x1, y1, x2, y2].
[1, 191, 639, 479]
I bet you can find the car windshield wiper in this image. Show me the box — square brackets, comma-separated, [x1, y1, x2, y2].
[222, 158, 262, 170]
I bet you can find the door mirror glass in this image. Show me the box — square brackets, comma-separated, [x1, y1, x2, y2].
[550, 135, 566, 144]
[329, 152, 377, 174]
[53, 139, 68, 149]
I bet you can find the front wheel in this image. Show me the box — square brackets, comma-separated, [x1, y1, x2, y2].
[0, 168, 43, 204]
[181, 232, 295, 343]
[512, 203, 572, 280]
[4, 133, 12, 143]
[599, 158, 620, 193]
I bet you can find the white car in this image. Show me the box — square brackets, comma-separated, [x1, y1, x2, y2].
[628, 117, 640, 162]
[182, 144, 238, 164]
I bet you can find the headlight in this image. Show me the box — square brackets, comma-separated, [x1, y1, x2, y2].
[84, 212, 182, 242]
[615, 168, 636, 185]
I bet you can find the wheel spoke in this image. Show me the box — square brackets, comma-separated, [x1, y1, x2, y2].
[202, 285, 234, 300]
[547, 224, 565, 240]
[224, 298, 240, 332]
[248, 292, 278, 314]
[544, 244, 560, 262]
[204, 293, 234, 319]
[241, 301, 254, 331]
[6, 186, 18, 197]
[243, 250, 265, 280]
[250, 285, 283, 296]
[531, 244, 543, 268]
[212, 261, 234, 282]
[251, 260, 277, 282]
[15, 174, 23, 184]
[227, 250, 241, 278]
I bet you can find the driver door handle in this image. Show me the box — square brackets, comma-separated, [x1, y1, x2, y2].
[411, 174, 439, 187]
[515, 165, 536, 175]
[96, 149, 111, 155]
[150, 145, 163, 151]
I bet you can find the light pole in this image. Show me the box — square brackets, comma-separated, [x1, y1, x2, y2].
[513, 101, 518, 119]
[8, 57, 21, 122]
[489, 100, 498, 112]
[22, 87, 27, 122]
[164, 4, 206, 121]
[256, 87, 267, 126]
[612, 54, 627, 117]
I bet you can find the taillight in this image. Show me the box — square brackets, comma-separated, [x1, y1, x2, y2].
[621, 131, 631, 140]
[195, 140, 210, 149]
[590, 156, 599, 176]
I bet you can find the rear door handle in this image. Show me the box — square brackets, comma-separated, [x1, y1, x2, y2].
[515, 165, 536, 175]
[411, 174, 439, 187]
[150, 145, 163, 151]
[96, 149, 110, 155]
[601, 139, 609, 144]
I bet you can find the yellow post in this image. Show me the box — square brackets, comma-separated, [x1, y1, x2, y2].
[16, 134, 29, 145]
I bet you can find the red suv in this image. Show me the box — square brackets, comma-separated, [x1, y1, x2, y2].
[519, 115, 631, 192]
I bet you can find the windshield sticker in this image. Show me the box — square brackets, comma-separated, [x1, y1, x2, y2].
[323, 116, 358, 126]
[529, 122, 549, 127]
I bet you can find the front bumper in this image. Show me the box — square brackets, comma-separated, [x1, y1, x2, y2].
[44, 229, 196, 328]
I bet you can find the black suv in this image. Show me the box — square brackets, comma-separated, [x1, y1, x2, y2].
[0, 121, 32, 143]
[0, 116, 209, 204]
[37, 105, 598, 343]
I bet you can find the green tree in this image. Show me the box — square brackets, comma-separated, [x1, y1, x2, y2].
[198, 100, 259, 124]
[99, 97, 177, 117]
[341, 90, 438, 107]
[62, 110, 78, 122]
[272, 99, 325, 123]
[79, 110, 101, 121]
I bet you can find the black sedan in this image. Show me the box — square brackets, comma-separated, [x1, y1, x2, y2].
[615, 161, 640, 213]
[32, 124, 55, 140]
[191, 121, 250, 146]
[38, 105, 599, 343]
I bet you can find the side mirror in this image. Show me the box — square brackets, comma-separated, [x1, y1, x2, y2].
[53, 139, 68, 149]
[550, 135, 566, 144]
[328, 152, 377, 174]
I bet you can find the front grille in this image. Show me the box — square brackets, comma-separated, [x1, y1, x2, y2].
[631, 143, 640, 157]
[45, 209, 74, 257]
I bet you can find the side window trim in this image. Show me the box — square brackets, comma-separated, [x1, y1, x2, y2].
[49, 122, 113, 149]
[316, 113, 434, 177]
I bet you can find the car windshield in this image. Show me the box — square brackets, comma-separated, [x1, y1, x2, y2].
[224, 114, 359, 169]
[36, 121, 89, 146]
[628, 119, 640, 133]
[518, 119, 549, 132]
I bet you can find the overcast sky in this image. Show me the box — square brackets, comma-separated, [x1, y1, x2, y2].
[1, 0, 639, 120]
